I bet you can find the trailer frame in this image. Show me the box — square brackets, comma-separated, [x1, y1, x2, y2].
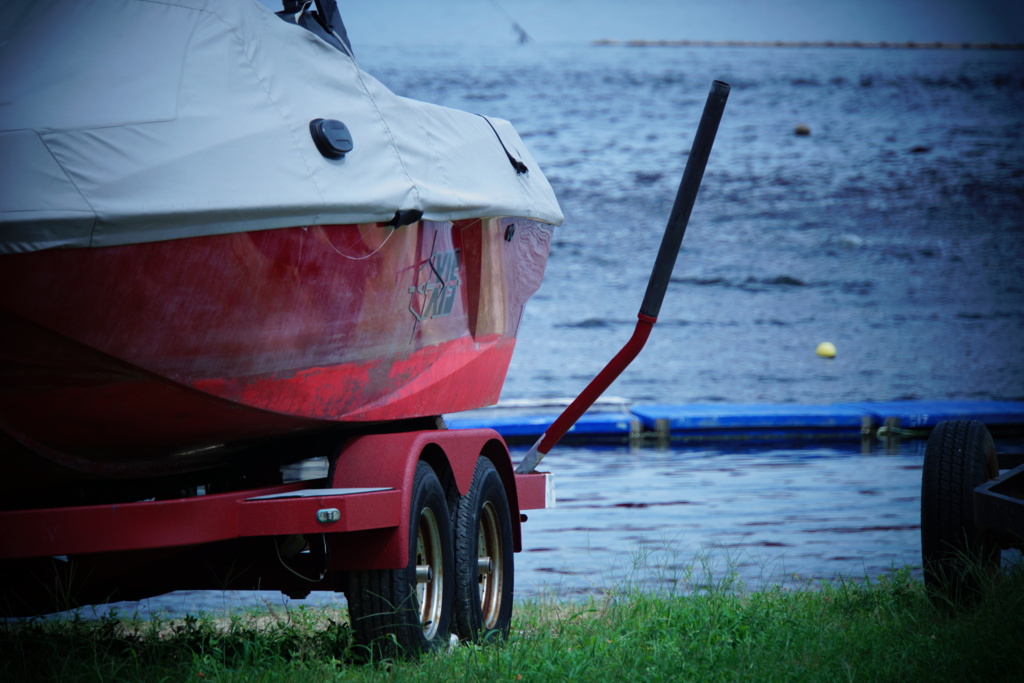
[0, 428, 552, 636]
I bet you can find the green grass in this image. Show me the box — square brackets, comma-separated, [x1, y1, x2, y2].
[3, 564, 1022, 682]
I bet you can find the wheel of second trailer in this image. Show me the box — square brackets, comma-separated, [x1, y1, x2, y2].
[920, 420, 1000, 606]
[453, 457, 514, 641]
[347, 461, 454, 658]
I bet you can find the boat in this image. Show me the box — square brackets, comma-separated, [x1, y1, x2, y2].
[0, 0, 562, 508]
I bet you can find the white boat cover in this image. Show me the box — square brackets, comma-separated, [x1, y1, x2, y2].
[0, 0, 563, 254]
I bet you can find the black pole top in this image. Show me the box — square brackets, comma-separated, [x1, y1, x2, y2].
[640, 80, 730, 320]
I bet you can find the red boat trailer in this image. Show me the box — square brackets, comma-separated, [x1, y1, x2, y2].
[0, 430, 551, 563]
[0, 427, 551, 652]
[0, 79, 729, 656]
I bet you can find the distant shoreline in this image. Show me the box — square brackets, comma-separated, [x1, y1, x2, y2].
[594, 39, 1024, 50]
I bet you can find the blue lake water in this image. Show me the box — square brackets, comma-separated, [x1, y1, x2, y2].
[516, 439, 930, 596]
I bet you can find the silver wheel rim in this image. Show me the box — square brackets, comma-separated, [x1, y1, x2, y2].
[415, 506, 444, 639]
[477, 500, 504, 628]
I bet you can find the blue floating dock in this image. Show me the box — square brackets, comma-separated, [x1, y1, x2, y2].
[632, 403, 865, 429]
[631, 403, 867, 441]
[448, 410, 638, 440]
[841, 400, 1024, 429]
[446, 400, 1024, 443]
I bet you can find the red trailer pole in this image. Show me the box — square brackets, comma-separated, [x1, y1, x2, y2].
[515, 80, 731, 474]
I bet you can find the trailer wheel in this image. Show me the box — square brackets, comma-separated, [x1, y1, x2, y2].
[453, 457, 514, 641]
[920, 420, 999, 605]
[347, 461, 454, 657]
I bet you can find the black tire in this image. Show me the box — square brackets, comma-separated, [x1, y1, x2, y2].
[453, 457, 514, 641]
[920, 420, 999, 604]
[347, 461, 454, 658]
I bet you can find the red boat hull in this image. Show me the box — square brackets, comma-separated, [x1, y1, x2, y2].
[0, 218, 552, 481]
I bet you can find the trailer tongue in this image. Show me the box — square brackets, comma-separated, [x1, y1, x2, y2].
[516, 80, 731, 475]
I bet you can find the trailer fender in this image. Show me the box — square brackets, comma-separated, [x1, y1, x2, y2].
[326, 428, 521, 570]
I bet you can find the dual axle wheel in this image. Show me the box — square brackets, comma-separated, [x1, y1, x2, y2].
[347, 458, 513, 657]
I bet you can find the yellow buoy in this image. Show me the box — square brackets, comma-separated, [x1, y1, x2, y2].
[816, 341, 837, 358]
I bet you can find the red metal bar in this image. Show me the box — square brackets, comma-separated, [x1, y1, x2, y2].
[515, 315, 655, 474]
[515, 80, 730, 475]
[0, 483, 401, 560]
